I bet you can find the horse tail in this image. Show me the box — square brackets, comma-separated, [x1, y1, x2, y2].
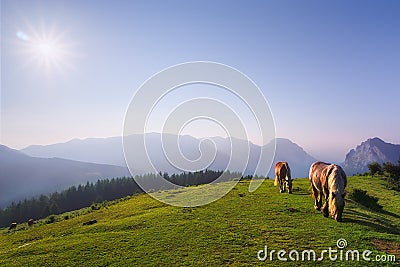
[274, 176, 278, 186]
[285, 162, 291, 180]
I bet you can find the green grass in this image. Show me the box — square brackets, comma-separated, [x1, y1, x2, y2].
[0, 176, 399, 266]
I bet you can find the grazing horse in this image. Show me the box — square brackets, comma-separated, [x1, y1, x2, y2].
[309, 161, 347, 222]
[274, 162, 292, 194]
[8, 222, 17, 231]
[28, 219, 35, 227]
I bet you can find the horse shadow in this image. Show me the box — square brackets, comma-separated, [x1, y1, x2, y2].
[290, 186, 310, 196]
[343, 208, 400, 235]
[379, 209, 400, 219]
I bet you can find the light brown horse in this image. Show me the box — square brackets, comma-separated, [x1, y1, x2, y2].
[309, 161, 347, 222]
[274, 162, 292, 194]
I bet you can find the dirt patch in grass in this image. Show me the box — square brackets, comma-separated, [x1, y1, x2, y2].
[371, 238, 400, 258]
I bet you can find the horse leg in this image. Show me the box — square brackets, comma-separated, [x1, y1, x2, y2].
[287, 179, 293, 194]
[279, 179, 285, 193]
[321, 189, 329, 217]
[317, 191, 323, 210]
[312, 185, 321, 210]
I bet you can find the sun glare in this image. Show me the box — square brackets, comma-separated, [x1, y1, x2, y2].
[37, 42, 56, 57]
[16, 26, 75, 74]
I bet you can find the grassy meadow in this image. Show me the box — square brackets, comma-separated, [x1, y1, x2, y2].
[0, 175, 399, 266]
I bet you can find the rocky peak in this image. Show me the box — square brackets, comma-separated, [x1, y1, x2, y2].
[342, 138, 400, 175]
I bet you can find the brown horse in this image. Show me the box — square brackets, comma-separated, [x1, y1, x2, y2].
[274, 162, 292, 194]
[309, 161, 347, 222]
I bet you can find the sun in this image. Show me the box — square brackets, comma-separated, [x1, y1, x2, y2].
[16, 27, 75, 74]
[31, 39, 61, 63]
[36, 41, 58, 58]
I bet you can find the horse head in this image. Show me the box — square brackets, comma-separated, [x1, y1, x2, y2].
[327, 165, 347, 222]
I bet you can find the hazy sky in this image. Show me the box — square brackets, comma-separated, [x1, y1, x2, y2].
[1, 0, 399, 163]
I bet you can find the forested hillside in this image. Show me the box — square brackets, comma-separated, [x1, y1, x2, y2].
[0, 170, 243, 227]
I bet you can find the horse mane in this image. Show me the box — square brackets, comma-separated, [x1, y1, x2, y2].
[327, 165, 346, 193]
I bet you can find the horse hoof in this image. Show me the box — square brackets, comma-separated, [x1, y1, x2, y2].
[323, 212, 329, 218]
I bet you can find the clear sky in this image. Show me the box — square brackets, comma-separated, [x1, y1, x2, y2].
[1, 0, 399, 163]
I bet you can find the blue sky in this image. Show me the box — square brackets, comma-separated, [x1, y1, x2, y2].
[1, 0, 399, 162]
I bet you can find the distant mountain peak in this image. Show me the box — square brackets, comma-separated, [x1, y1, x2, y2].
[342, 137, 400, 175]
[275, 137, 293, 142]
[0, 144, 27, 158]
[369, 137, 383, 141]
[273, 138, 308, 152]
[0, 144, 14, 152]
[365, 137, 385, 144]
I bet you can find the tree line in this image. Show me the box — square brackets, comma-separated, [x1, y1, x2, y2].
[0, 170, 247, 227]
[367, 160, 400, 191]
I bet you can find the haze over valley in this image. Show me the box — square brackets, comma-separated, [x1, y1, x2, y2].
[1, 133, 399, 208]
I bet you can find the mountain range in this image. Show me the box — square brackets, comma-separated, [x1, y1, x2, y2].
[2, 134, 399, 208]
[21, 134, 400, 177]
[22, 133, 317, 178]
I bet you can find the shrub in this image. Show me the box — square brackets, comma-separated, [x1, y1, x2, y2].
[382, 162, 400, 191]
[91, 203, 101, 210]
[46, 215, 57, 224]
[368, 162, 383, 176]
[349, 189, 382, 211]
[386, 176, 400, 191]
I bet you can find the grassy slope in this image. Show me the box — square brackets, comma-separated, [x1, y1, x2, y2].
[0, 176, 399, 266]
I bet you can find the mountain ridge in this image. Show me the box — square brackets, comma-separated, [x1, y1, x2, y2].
[22, 134, 317, 178]
[0, 145, 130, 208]
[342, 137, 400, 175]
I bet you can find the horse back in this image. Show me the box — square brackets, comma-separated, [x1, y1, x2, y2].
[309, 161, 330, 190]
[275, 162, 288, 179]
